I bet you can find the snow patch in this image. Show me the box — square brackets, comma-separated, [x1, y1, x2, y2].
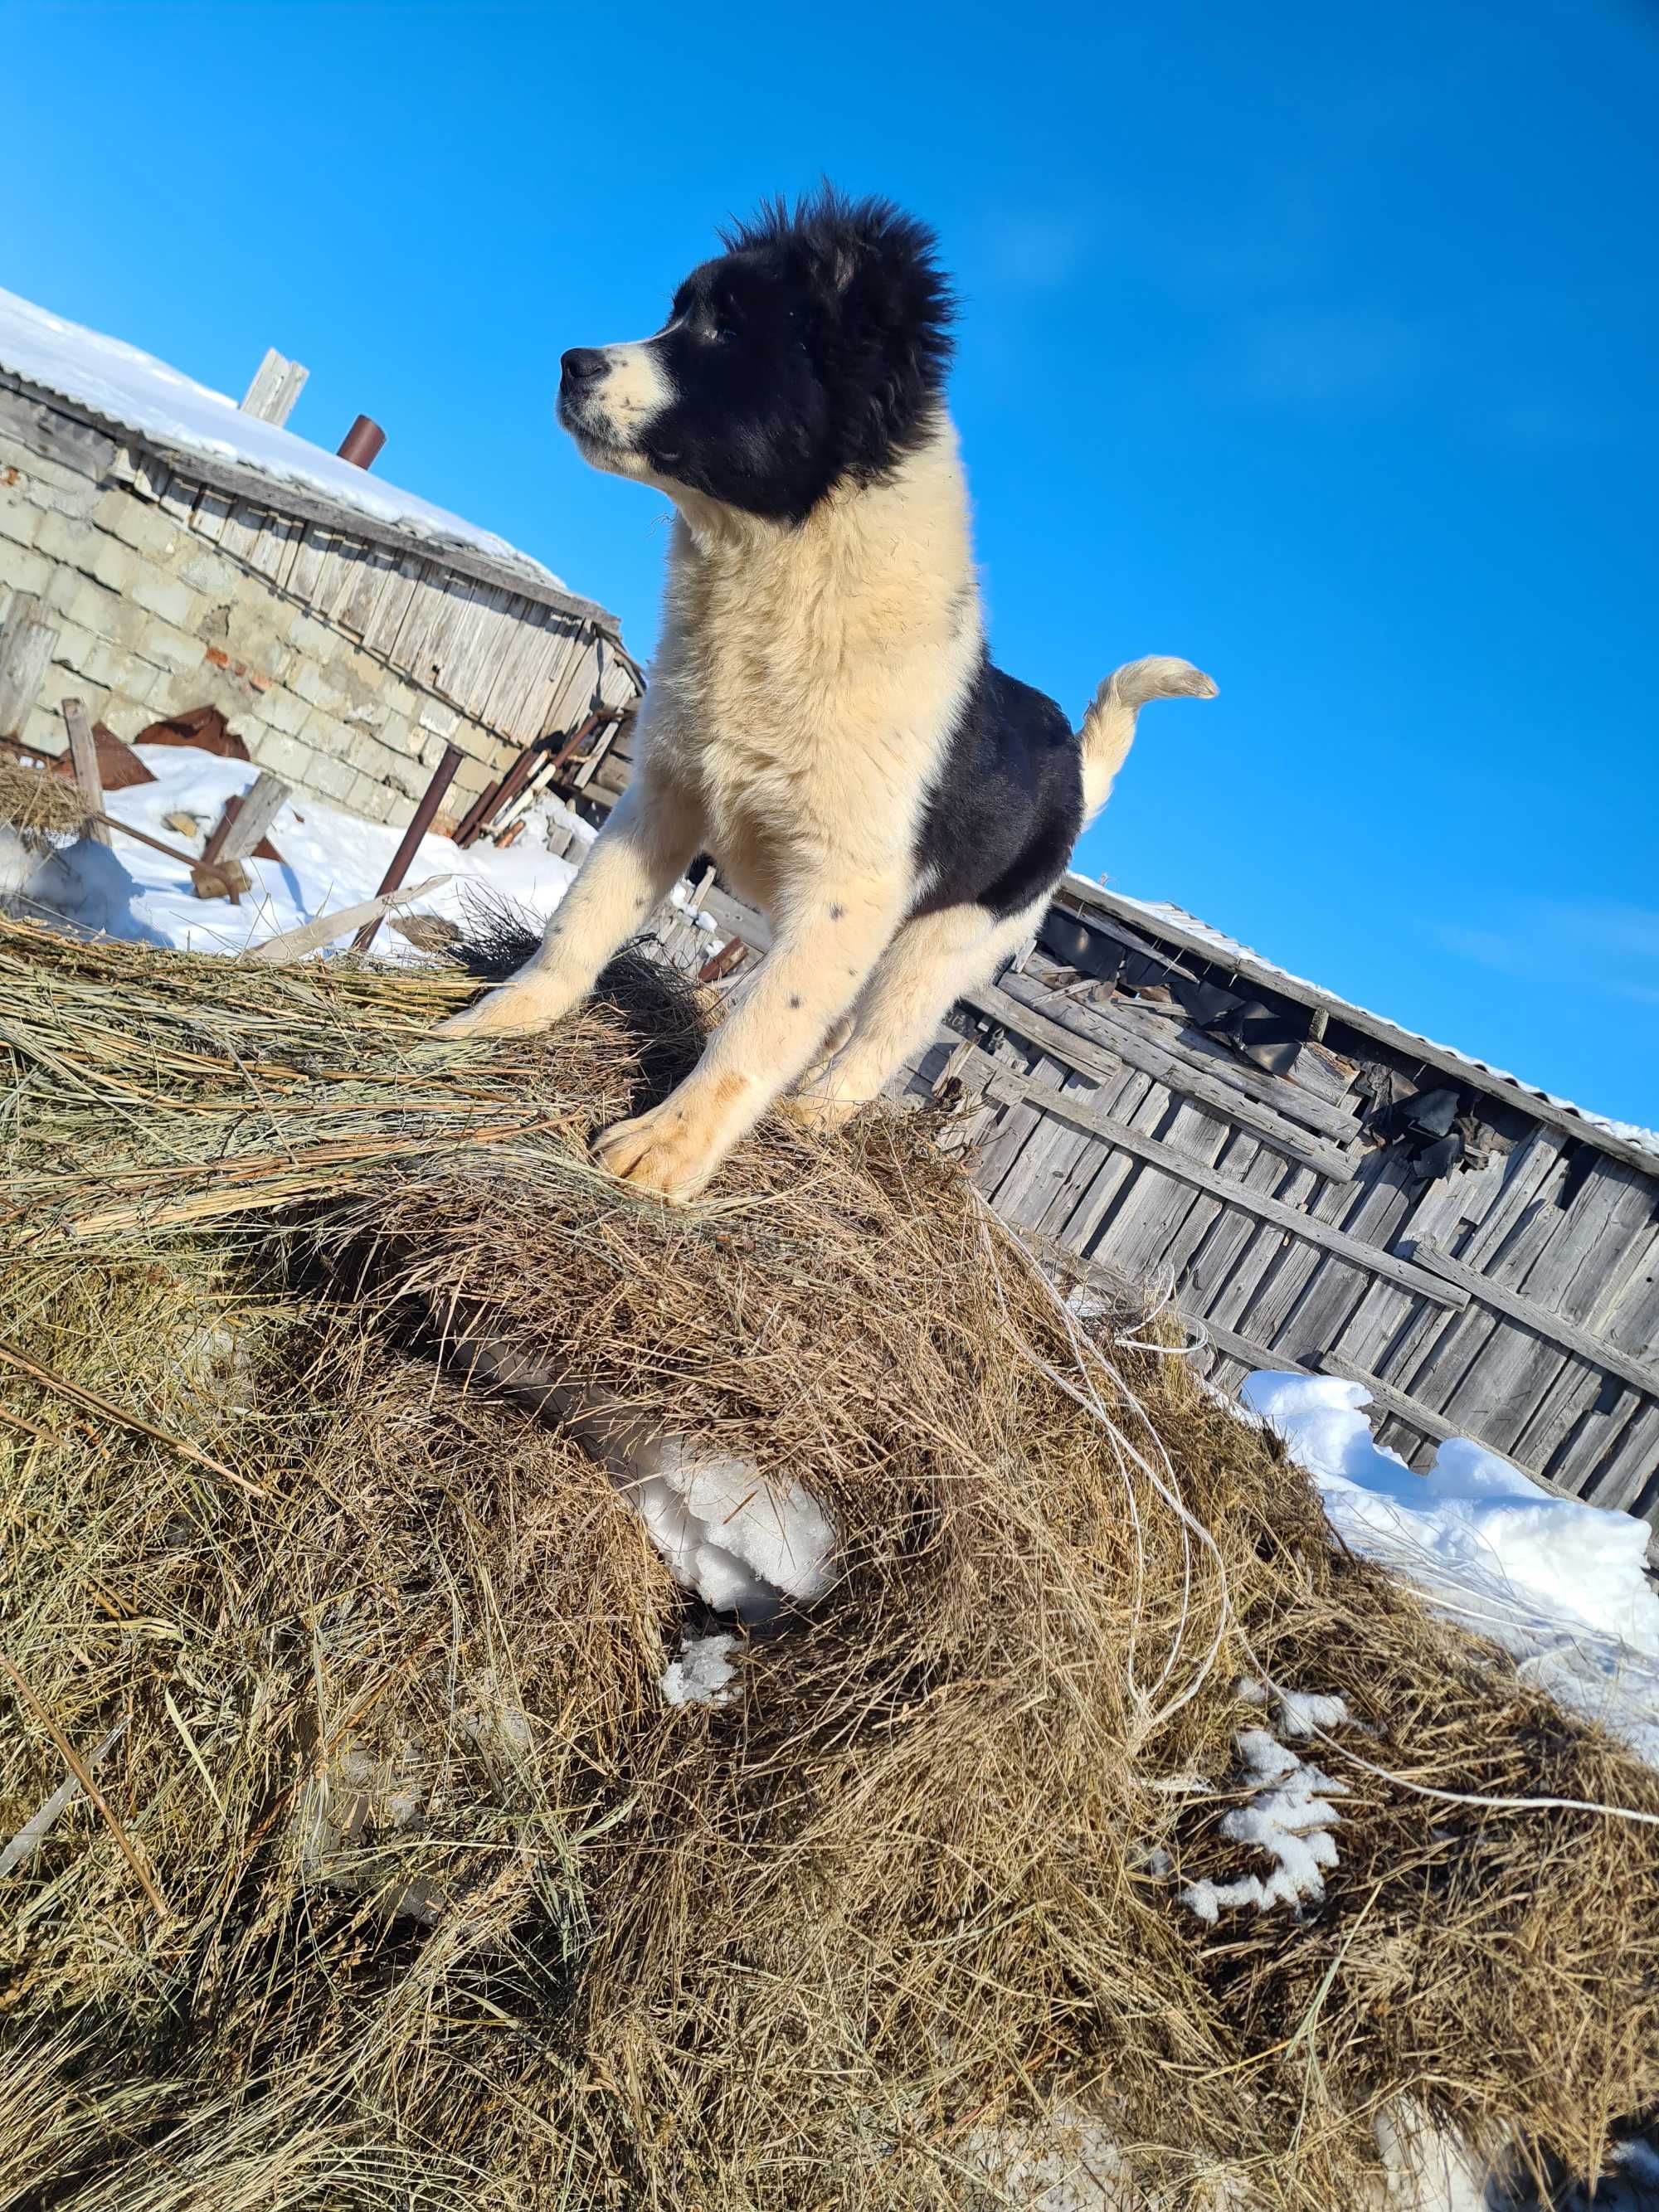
[1182, 1723, 1349, 1924]
[1242, 1373, 1659, 1767]
[660, 1631, 741, 1708]
[624, 1437, 836, 1621]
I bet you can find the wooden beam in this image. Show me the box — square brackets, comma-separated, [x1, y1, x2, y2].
[1395, 1237, 1659, 1402]
[1000, 968, 1360, 1142]
[0, 593, 59, 740]
[209, 772, 290, 864]
[968, 1048, 1468, 1310]
[1056, 877, 1659, 1184]
[239, 348, 309, 427]
[964, 980, 1358, 1184]
[247, 874, 452, 965]
[61, 700, 110, 846]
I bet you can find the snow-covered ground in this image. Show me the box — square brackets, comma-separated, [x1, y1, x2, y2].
[1243, 1373, 1659, 1767]
[1, 742, 722, 958]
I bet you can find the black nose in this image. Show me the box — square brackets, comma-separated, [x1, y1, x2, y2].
[561, 348, 607, 385]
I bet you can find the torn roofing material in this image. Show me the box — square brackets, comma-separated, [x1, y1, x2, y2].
[1059, 874, 1659, 1174]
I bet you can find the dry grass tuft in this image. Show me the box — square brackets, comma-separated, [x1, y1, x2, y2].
[0, 761, 86, 840]
[2, 914, 1656, 2210]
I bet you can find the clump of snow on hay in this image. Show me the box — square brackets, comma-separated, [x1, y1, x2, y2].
[1, 912, 1657, 2211]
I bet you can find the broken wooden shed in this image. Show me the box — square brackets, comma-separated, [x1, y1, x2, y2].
[897, 878, 1659, 1526]
[0, 286, 642, 832]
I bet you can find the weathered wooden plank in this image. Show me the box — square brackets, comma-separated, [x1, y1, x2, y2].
[472, 600, 550, 737]
[1417, 1160, 1658, 1460]
[1179, 1138, 1286, 1310]
[1027, 1065, 1141, 1240]
[1088, 982, 1360, 1119]
[1155, 1129, 1272, 1302]
[1398, 1237, 1659, 1401]
[362, 551, 426, 659]
[1224, 1150, 1399, 1358]
[1373, 1130, 1569, 1417]
[0, 592, 58, 739]
[1099, 1097, 1234, 1290]
[285, 521, 336, 603]
[1256, 1159, 1424, 1362]
[214, 772, 290, 863]
[1194, 1169, 1323, 1337]
[1507, 1208, 1659, 1495]
[971, 1041, 1079, 1210]
[158, 470, 202, 528]
[397, 571, 485, 697]
[539, 633, 603, 740]
[1326, 1138, 1514, 1393]
[216, 497, 270, 565]
[1579, 1402, 1659, 1516]
[240, 348, 309, 427]
[1594, 1225, 1659, 1357]
[1055, 877, 1659, 1181]
[1040, 1069, 1160, 1249]
[966, 980, 1355, 1182]
[246, 511, 304, 586]
[1513, 1368, 1633, 1500]
[972, 1053, 1466, 1309]
[61, 698, 110, 845]
[447, 585, 521, 717]
[328, 540, 400, 639]
[997, 969, 1360, 1147]
[128, 451, 173, 504]
[190, 489, 233, 544]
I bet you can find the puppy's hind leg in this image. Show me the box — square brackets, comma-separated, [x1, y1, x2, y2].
[785, 899, 1044, 1131]
[439, 775, 703, 1038]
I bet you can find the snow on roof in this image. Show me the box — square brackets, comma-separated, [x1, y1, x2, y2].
[1063, 875, 1659, 1169]
[0, 285, 614, 628]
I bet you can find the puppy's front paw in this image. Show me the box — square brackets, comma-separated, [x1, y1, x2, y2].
[592, 1100, 721, 1203]
[435, 984, 559, 1039]
[776, 1089, 860, 1134]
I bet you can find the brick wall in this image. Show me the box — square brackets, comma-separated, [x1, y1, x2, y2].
[0, 384, 518, 827]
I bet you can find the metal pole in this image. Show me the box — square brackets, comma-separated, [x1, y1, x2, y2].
[351, 744, 464, 953]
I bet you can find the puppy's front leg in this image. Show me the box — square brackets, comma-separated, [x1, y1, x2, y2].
[594, 882, 904, 1201]
[438, 775, 702, 1038]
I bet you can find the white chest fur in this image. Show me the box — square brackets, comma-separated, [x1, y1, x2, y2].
[639, 419, 984, 912]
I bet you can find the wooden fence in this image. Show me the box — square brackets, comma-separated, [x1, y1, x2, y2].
[893, 882, 1659, 1526]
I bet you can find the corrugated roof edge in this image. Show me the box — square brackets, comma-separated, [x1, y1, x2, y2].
[1058, 873, 1659, 1179]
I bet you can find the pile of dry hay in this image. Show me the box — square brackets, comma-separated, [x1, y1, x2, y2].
[2, 912, 1657, 2211]
[0, 763, 87, 841]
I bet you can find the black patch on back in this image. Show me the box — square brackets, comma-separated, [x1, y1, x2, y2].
[910, 660, 1083, 924]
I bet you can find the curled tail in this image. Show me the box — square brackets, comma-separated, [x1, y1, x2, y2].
[1078, 655, 1217, 821]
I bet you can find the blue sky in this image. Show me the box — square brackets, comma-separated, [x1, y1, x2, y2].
[4, 0, 1656, 1127]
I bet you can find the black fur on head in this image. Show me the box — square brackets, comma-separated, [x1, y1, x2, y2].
[557, 187, 955, 524]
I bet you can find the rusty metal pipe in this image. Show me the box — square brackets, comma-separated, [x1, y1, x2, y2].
[336, 415, 387, 469]
[351, 744, 463, 953]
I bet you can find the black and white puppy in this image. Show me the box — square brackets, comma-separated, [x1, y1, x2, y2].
[441, 191, 1214, 1200]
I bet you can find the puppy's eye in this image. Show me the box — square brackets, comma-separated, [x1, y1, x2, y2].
[712, 323, 739, 345]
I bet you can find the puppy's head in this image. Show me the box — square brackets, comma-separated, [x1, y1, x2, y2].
[557, 189, 953, 524]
